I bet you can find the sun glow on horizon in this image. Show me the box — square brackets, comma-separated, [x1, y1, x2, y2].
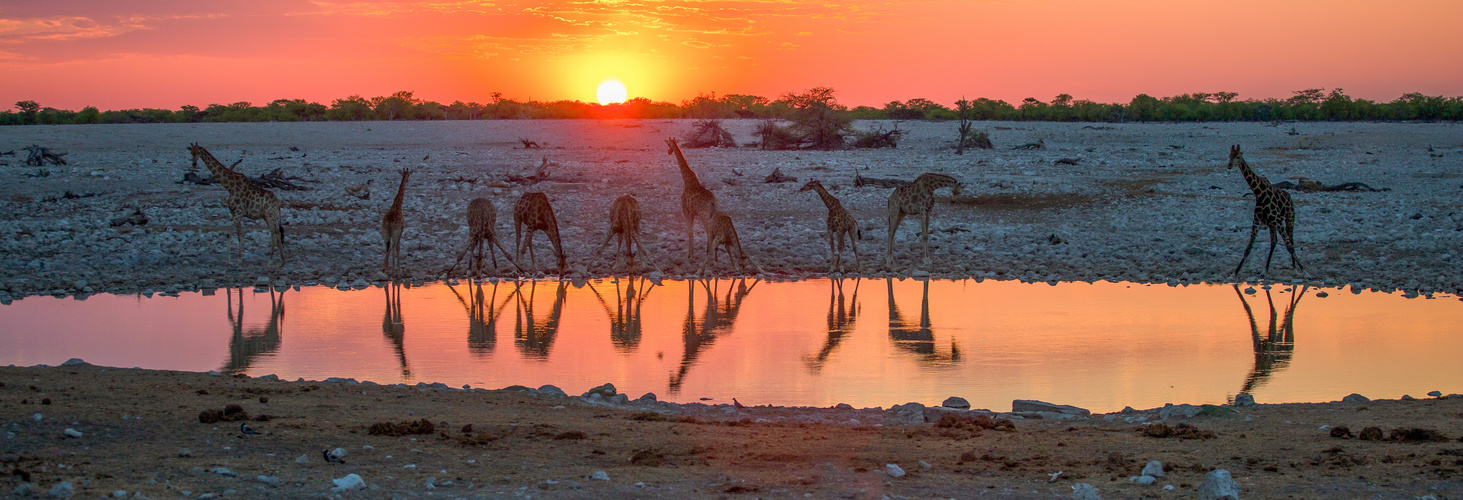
[596, 79, 627, 105]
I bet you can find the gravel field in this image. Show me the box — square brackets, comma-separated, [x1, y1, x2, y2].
[1, 120, 1460, 300]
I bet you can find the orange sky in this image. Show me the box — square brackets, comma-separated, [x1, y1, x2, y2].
[2, 0, 1460, 111]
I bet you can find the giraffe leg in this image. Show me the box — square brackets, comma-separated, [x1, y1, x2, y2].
[1233, 222, 1260, 276]
[234, 217, 246, 262]
[1263, 226, 1279, 275]
[920, 212, 932, 267]
[686, 213, 696, 261]
[886, 210, 904, 267]
[849, 229, 861, 271]
[490, 236, 522, 274]
[827, 231, 837, 272]
[1283, 222, 1303, 271]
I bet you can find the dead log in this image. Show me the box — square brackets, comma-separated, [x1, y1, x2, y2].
[852, 169, 910, 189]
[763, 167, 796, 183]
[1274, 180, 1388, 192]
[1012, 139, 1045, 151]
[25, 144, 67, 166]
[519, 138, 541, 149]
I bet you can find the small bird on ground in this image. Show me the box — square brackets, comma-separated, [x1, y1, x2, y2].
[324, 449, 347, 464]
[240, 422, 261, 436]
[733, 398, 746, 409]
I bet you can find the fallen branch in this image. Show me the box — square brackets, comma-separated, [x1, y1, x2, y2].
[852, 168, 909, 189]
[1012, 139, 1045, 151]
[1274, 180, 1388, 192]
[25, 144, 67, 166]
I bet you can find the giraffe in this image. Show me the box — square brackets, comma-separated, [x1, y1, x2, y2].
[1229, 145, 1302, 275]
[799, 179, 861, 272]
[885, 173, 962, 267]
[666, 137, 719, 261]
[513, 192, 566, 276]
[380, 168, 411, 275]
[188, 143, 286, 264]
[697, 212, 765, 276]
[447, 198, 521, 278]
[593, 194, 661, 275]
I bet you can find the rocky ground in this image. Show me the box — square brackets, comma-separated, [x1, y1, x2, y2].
[2, 120, 1461, 301]
[4, 362, 1463, 499]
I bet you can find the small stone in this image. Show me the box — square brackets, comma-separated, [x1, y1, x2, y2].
[941, 397, 970, 409]
[1232, 393, 1255, 407]
[1142, 460, 1164, 477]
[636, 392, 657, 402]
[14, 484, 33, 496]
[210, 467, 237, 477]
[331, 473, 366, 491]
[1129, 475, 1157, 485]
[48, 481, 75, 498]
[1429, 391, 1443, 397]
[1071, 483, 1101, 500]
[1402, 394, 1415, 401]
[256, 475, 282, 486]
[178, 448, 192, 457]
[885, 464, 905, 478]
[295, 454, 308, 463]
[111, 490, 126, 498]
[1197, 469, 1241, 500]
[1013, 399, 1090, 416]
[60, 358, 86, 366]
[537, 385, 567, 397]
[1342, 393, 1370, 403]
[918, 460, 932, 469]
[329, 447, 347, 460]
[62, 428, 82, 438]
[585, 383, 617, 397]
[591, 471, 610, 481]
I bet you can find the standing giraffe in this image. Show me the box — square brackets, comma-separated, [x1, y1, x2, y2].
[380, 168, 411, 275]
[593, 194, 661, 274]
[799, 179, 861, 272]
[513, 192, 567, 276]
[448, 198, 521, 278]
[188, 143, 286, 265]
[697, 212, 765, 276]
[885, 173, 962, 267]
[666, 138, 718, 261]
[1228, 145, 1302, 275]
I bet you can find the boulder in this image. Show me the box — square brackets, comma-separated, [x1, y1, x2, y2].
[942, 396, 971, 409]
[1012, 399, 1090, 417]
[1197, 469, 1240, 500]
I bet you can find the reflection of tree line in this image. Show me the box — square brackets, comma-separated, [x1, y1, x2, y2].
[1233, 283, 1304, 395]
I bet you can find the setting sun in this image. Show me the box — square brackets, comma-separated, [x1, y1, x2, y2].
[596, 79, 627, 105]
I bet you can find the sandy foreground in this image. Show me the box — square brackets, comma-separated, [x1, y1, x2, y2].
[1, 120, 1461, 300]
[3, 362, 1463, 499]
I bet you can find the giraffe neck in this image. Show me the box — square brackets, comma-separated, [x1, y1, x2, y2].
[389, 173, 409, 213]
[670, 145, 702, 188]
[195, 148, 254, 194]
[810, 183, 842, 211]
[1236, 158, 1272, 197]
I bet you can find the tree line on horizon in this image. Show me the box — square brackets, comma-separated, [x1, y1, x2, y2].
[5, 87, 1462, 126]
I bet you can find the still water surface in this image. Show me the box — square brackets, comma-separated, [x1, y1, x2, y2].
[1, 278, 1459, 413]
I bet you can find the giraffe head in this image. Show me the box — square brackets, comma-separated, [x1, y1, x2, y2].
[1228, 144, 1246, 169]
[665, 137, 680, 156]
[188, 143, 202, 170]
[797, 179, 823, 193]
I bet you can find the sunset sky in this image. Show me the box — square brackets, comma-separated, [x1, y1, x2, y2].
[2, 0, 1460, 111]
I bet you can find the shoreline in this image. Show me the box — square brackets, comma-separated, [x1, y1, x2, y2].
[4, 361, 1462, 498]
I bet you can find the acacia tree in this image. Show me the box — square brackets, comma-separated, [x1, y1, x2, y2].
[776, 87, 850, 150]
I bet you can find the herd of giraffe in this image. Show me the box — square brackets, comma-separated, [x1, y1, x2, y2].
[187, 140, 1302, 280]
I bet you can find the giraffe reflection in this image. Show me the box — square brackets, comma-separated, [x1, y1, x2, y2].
[1233, 283, 1305, 394]
[669, 277, 758, 393]
[512, 280, 568, 359]
[589, 277, 659, 352]
[887, 278, 960, 365]
[446, 281, 514, 356]
[221, 287, 285, 375]
[805, 277, 861, 372]
[382, 283, 410, 378]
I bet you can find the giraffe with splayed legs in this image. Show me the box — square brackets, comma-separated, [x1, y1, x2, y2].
[513, 192, 566, 277]
[885, 173, 962, 267]
[448, 198, 521, 278]
[593, 194, 661, 275]
[697, 212, 765, 276]
[380, 168, 411, 276]
[1228, 145, 1302, 275]
[666, 138, 718, 261]
[799, 179, 861, 272]
[188, 143, 287, 265]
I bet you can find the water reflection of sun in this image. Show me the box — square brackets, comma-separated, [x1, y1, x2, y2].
[596, 79, 627, 105]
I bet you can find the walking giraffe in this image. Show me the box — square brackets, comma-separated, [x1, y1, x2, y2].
[1228, 145, 1302, 275]
[380, 168, 411, 275]
[885, 173, 962, 267]
[799, 179, 861, 272]
[666, 138, 718, 261]
[188, 143, 286, 264]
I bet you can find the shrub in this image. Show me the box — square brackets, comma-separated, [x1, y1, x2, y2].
[684, 119, 737, 148]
